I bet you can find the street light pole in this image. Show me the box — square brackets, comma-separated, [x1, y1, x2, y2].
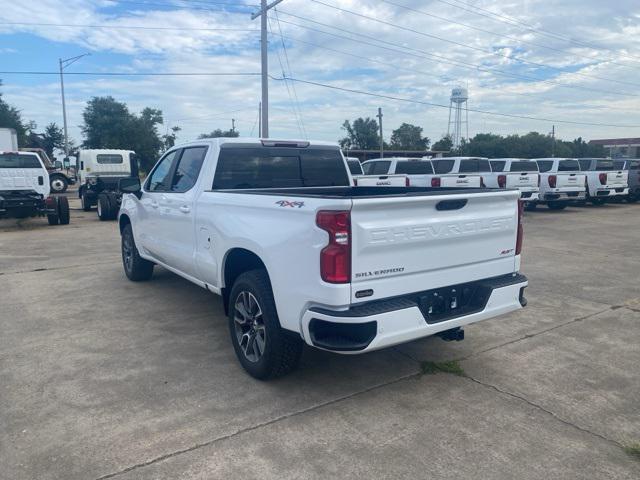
[59, 53, 90, 158]
[251, 0, 285, 138]
[377, 107, 384, 159]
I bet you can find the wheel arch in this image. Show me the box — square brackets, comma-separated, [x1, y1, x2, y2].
[119, 213, 131, 234]
[222, 248, 270, 315]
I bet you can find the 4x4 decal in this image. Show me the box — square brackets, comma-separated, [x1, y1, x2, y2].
[275, 200, 305, 208]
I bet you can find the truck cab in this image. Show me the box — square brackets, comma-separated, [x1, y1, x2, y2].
[578, 158, 629, 205]
[77, 149, 138, 220]
[533, 158, 586, 210]
[20, 147, 76, 193]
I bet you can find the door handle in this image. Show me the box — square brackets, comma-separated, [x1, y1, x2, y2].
[150, 201, 159, 209]
[179, 205, 191, 214]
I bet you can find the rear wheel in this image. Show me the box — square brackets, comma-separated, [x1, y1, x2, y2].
[228, 270, 303, 380]
[57, 196, 70, 225]
[46, 197, 59, 225]
[547, 202, 567, 210]
[81, 191, 92, 211]
[524, 202, 537, 211]
[121, 224, 154, 281]
[97, 194, 111, 221]
[589, 197, 606, 206]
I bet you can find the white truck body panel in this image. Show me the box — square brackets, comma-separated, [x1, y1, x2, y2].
[0, 151, 50, 197]
[429, 157, 489, 188]
[361, 157, 434, 187]
[0, 128, 19, 151]
[353, 174, 407, 187]
[120, 138, 527, 355]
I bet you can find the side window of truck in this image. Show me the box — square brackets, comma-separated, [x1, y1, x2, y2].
[171, 146, 207, 192]
[147, 150, 179, 192]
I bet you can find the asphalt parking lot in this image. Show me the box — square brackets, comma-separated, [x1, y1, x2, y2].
[1, 193, 639, 479]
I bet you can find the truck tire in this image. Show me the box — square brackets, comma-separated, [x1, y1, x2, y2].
[524, 202, 536, 211]
[228, 269, 303, 380]
[121, 224, 154, 281]
[589, 197, 606, 206]
[81, 191, 92, 211]
[46, 197, 59, 225]
[547, 202, 567, 210]
[50, 175, 68, 193]
[97, 194, 111, 221]
[57, 196, 70, 225]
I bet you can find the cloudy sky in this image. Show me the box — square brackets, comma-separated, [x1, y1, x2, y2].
[1, 0, 640, 148]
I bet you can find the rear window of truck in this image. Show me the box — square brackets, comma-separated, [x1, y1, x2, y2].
[212, 147, 350, 189]
[362, 161, 391, 175]
[595, 160, 617, 171]
[509, 161, 538, 172]
[432, 159, 454, 174]
[460, 158, 491, 173]
[0, 153, 41, 169]
[395, 161, 434, 174]
[347, 159, 363, 175]
[558, 160, 579, 172]
[96, 154, 124, 164]
[490, 161, 505, 172]
[537, 160, 553, 172]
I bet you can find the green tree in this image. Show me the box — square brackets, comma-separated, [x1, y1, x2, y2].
[389, 123, 430, 150]
[432, 135, 453, 152]
[41, 123, 64, 158]
[0, 80, 28, 145]
[339, 117, 380, 150]
[81, 96, 172, 172]
[198, 128, 239, 139]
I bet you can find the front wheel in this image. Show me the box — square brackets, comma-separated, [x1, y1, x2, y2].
[228, 270, 303, 380]
[50, 176, 68, 193]
[81, 191, 92, 211]
[97, 195, 112, 221]
[121, 224, 154, 281]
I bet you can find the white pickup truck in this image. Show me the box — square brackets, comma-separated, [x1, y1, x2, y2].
[487, 158, 540, 203]
[118, 138, 528, 379]
[533, 158, 586, 210]
[578, 158, 629, 205]
[429, 157, 489, 188]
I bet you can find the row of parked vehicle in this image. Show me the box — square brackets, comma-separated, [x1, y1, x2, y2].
[346, 156, 638, 210]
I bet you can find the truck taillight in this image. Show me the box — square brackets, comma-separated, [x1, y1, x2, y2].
[516, 200, 524, 255]
[316, 210, 351, 284]
[431, 177, 441, 187]
[548, 175, 557, 188]
[498, 174, 507, 188]
[599, 173, 607, 185]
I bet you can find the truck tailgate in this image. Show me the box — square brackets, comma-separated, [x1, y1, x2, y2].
[607, 171, 628, 187]
[506, 172, 538, 189]
[350, 190, 519, 303]
[557, 173, 585, 189]
[440, 175, 481, 188]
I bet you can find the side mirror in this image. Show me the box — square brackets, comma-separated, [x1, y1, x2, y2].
[118, 177, 142, 198]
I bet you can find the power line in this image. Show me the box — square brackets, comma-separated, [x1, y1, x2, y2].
[271, 75, 640, 128]
[274, 12, 639, 98]
[108, 0, 258, 13]
[379, 0, 640, 72]
[273, 8, 307, 139]
[309, 0, 640, 89]
[0, 21, 257, 32]
[431, 0, 640, 65]
[0, 71, 261, 76]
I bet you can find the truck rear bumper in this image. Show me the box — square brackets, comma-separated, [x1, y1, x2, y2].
[301, 273, 528, 353]
[594, 187, 629, 197]
[541, 191, 585, 202]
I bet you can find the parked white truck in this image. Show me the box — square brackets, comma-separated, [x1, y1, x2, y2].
[117, 138, 528, 379]
[362, 157, 433, 187]
[578, 158, 629, 205]
[429, 157, 490, 188]
[486, 158, 540, 203]
[533, 158, 586, 210]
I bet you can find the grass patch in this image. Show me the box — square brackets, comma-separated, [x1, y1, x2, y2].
[623, 443, 640, 460]
[421, 360, 466, 377]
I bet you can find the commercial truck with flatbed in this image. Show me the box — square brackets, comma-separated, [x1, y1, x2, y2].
[117, 138, 528, 380]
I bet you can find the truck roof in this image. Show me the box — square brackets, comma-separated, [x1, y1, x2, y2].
[80, 149, 135, 154]
[173, 137, 339, 149]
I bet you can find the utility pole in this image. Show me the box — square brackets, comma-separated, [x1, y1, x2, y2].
[377, 107, 384, 158]
[258, 102, 262, 137]
[59, 53, 90, 158]
[231, 118, 236, 134]
[551, 125, 556, 157]
[252, 0, 285, 138]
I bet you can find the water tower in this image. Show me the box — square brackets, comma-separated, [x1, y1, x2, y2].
[447, 87, 469, 148]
